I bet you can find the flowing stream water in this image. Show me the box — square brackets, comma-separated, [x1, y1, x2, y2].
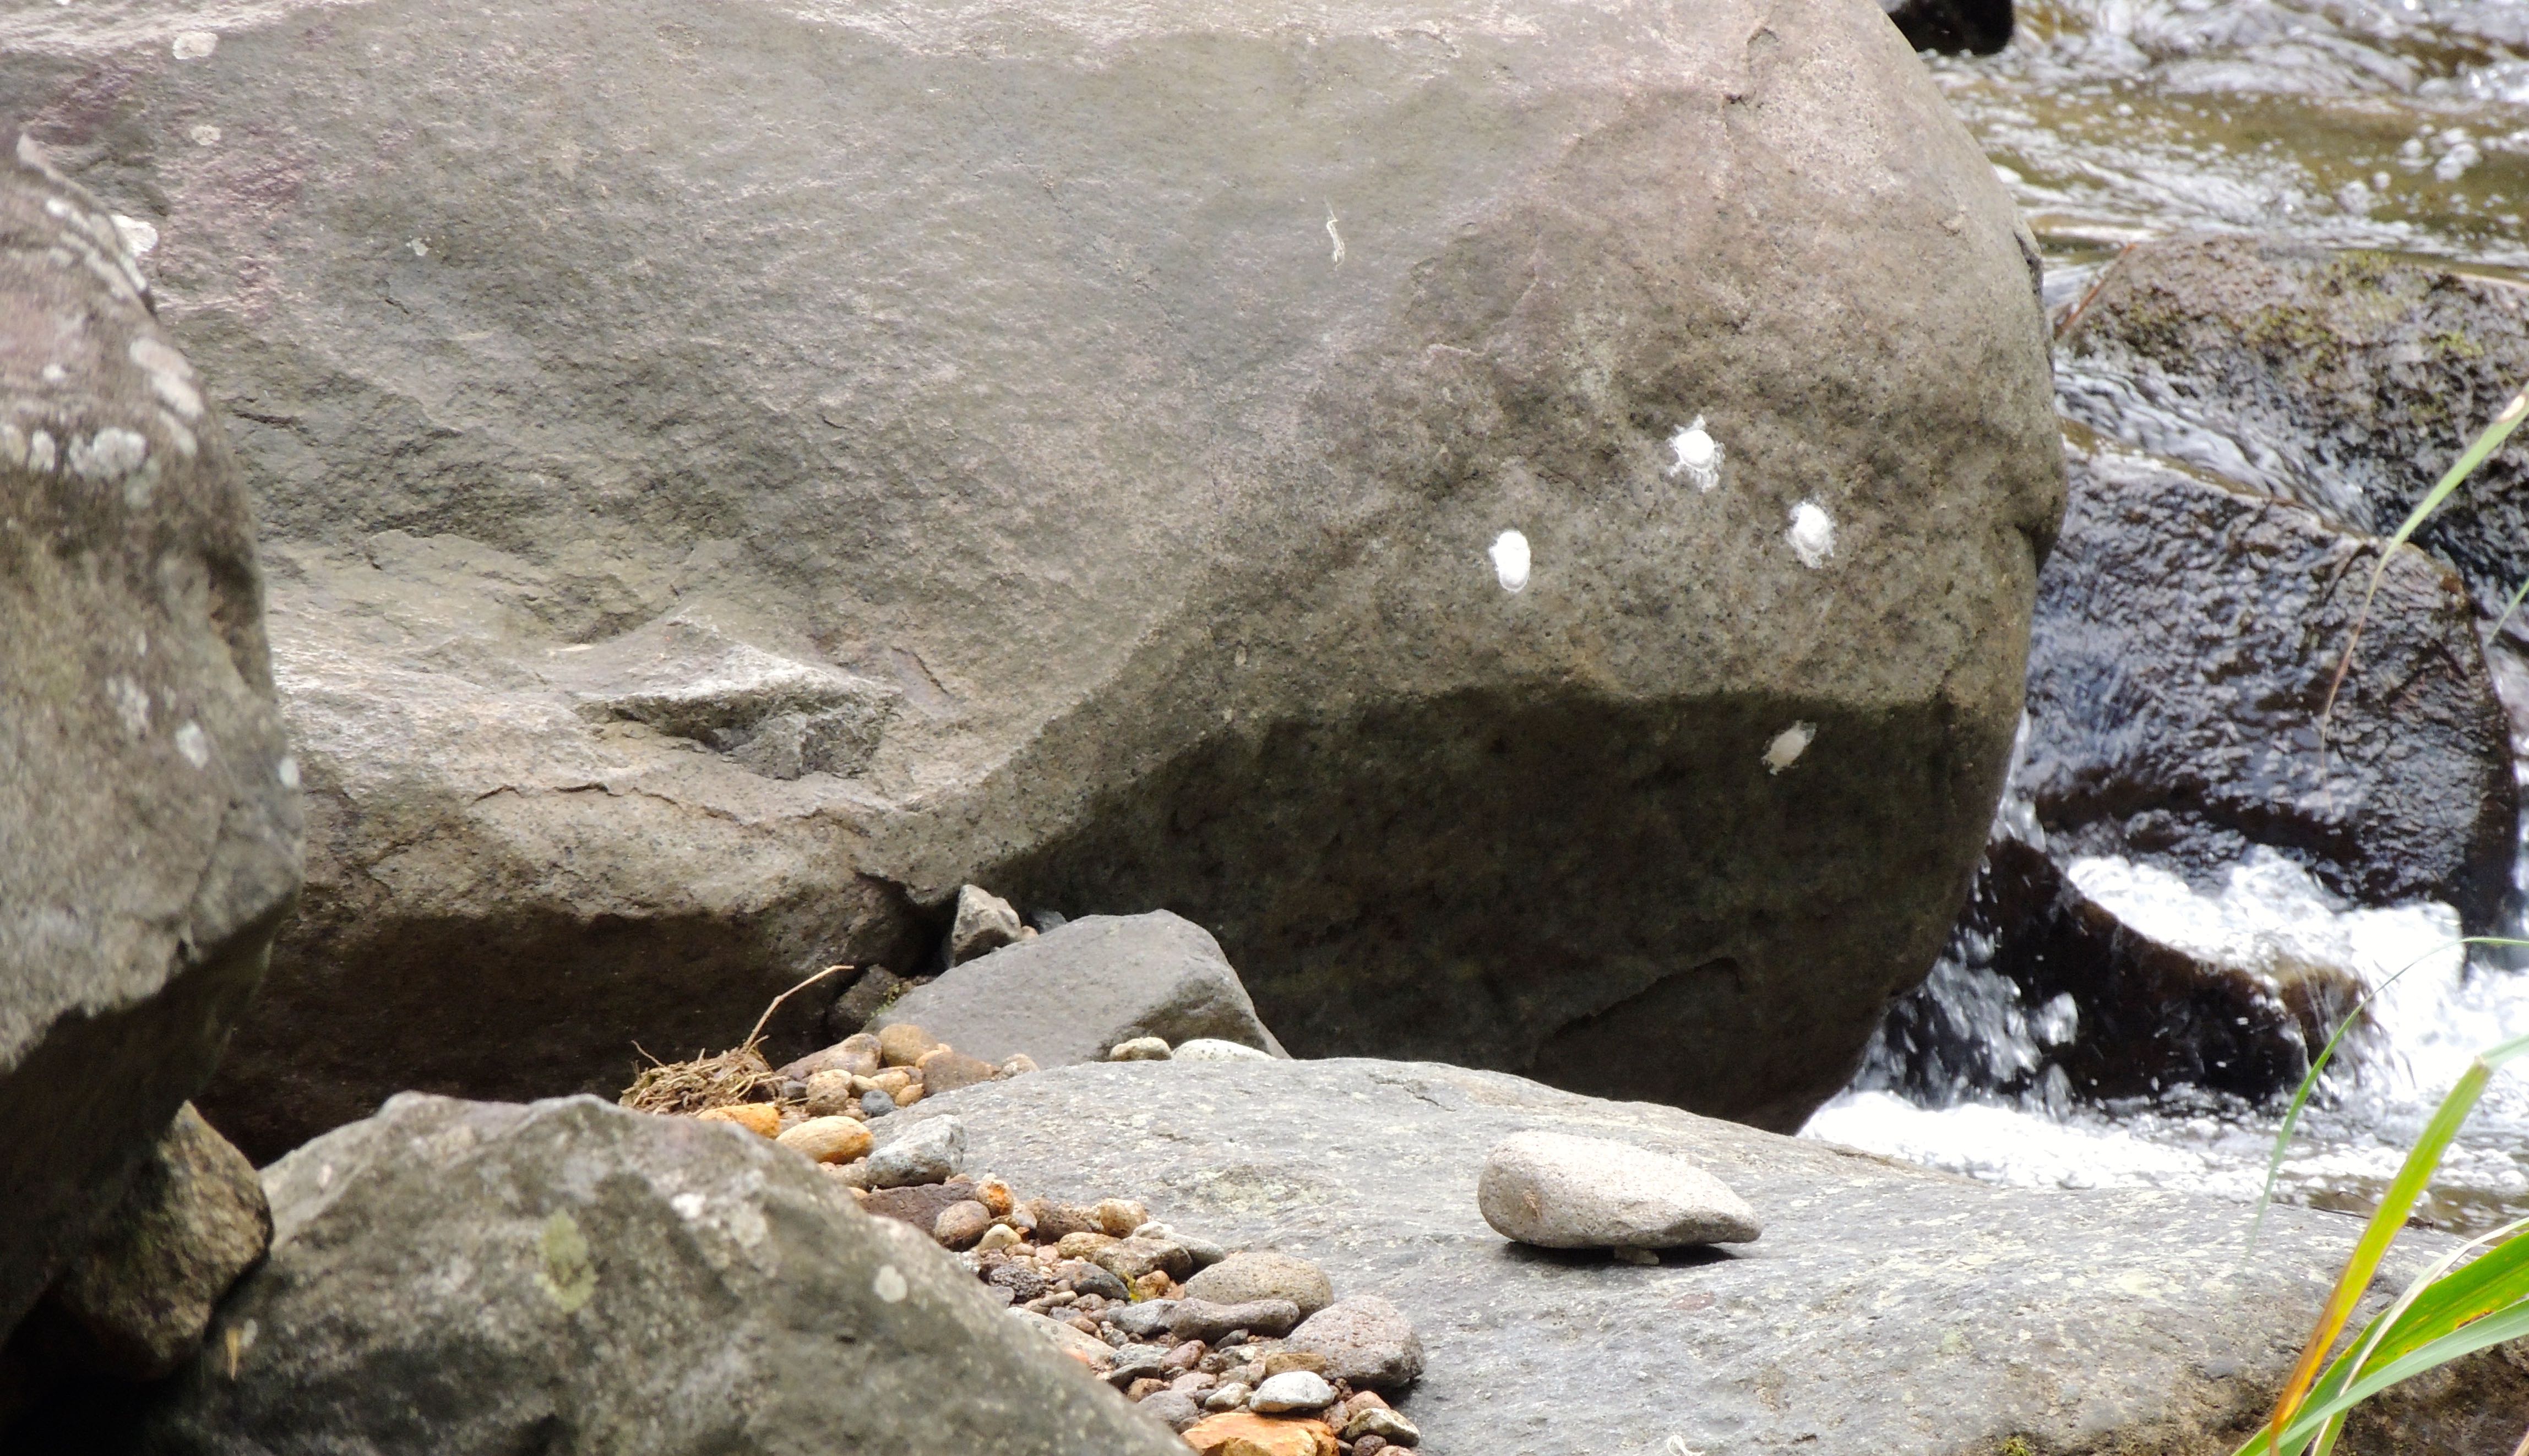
[1798, 0, 2529, 1235]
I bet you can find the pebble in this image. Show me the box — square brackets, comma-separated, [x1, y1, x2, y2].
[1138, 1220, 1229, 1268]
[1287, 1296, 1423, 1391]
[876, 1023, 940, 1068]
[933, 1199, 993, 1250]
[694, 1103, 780, 1138]
[802, 1069, 858, 1117]
[917, 1046, 1002, 1094]
[1183, 1251, 1332, 1317]
[1172, 1038, 1273, 1062]
[1108, 1035, 1172, 1061]
[775, 1115, 873, 1164]
[1477, 1130, 1761, 1248]
[1250, 1370, 1337, 1414]
[1092, 1197, 1150, 1235]
[1170, 1297, 1302, 1342]
[1341, 1404, 1421, 1446]
[1091, 1236, 1191, 1283]
[860, 1089, 895, 1119]
[864, 1116, 965, 1188]
[1107, 1299, 1176, 1340]
[1136, 1389, 1206, 1433]
[976, 1223, 1022, 1253]
[1203, 1382, 1252, 1412]
[1179, 1411, 1334, 1456]
[999, 1053, 1041, 1077]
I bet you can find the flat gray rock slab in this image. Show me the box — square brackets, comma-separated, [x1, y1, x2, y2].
[913, 1057, 2525, 1455]
[873, 912, 1286, 1067]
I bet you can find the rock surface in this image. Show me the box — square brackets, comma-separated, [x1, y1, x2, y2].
[908, 1057, 2528, 1454]
[1477, 1130, 1761, 1248]
[23, 1104, 269, 1383]
[3, 0, 2060, 1144]
[874, 913, 1287, 1068]
[0, 135, 302, 1334]
[1286, 1297, 1426, 1392]
[104, 1094, 1186, 1455]
[2022, 433, 2514, 927]
[2058, 235, 2529, 622]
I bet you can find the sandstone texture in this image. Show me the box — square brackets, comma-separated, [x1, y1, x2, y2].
[101, 1095, 1187, 1455]
[874, 913, 1287, 1068]
[910, 1057, 2529, 1455]
[4, 0, 2060, 1146]
[0, 134, 302, 1334]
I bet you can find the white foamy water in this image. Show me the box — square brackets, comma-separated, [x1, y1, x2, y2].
[1809, 851, 2529, 1232]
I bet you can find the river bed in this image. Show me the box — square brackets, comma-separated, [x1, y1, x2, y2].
[1801, 0, 2529, 1236]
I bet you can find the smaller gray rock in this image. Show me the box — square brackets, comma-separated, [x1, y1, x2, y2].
[1287, 1296, 1424, 1391]
[1057, 1259, 1131, 1302]
[1173, 1038, 1273, 1062]
[872, 912, 1286, 1067]
[1109, 1036, 1172, 1062]
[1182, 1251, 1333, 1318]
[1167, 1297, 1301, 1342]
[1133, 1220, 1228, 1269]
[1107, 1299, 1178, 1340]
[1343, 1404, 1422, 1446]
[40, 1104, 272, 1380]
[1204, 1383, 1252, 1412]
[1134, 1389, 1206, 1433]
[1106, 1343, 1172, 1386]
[1477, 1131, 1760, 1248]
[866, 1116, 965, 1188]
[861, 1089, 897, 1119]
[1250, 1370, 1337, 1414]
[949, 885, 1026, 966]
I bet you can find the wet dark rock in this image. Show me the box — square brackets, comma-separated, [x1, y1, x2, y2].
[0, 135, 302, 1338]
[112, 1095, 1186, 1455]
[2058, 235, 2529, 624]
[4, 0, 2059, 1145]
[1880, 0, 2013, 54]
[2023, 434, 2515, 925]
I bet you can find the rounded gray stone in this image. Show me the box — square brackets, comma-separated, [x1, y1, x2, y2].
[1181, 1251, 1333, 1318]
[1478, 1131, 1760, 1249]
[866, 1116, 966, 1189]
[1249, 1370, 1337, 1414]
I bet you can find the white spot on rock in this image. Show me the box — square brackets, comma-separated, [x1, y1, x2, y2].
[873, 1264, 908, 1303]
[1667, 416, 1723, 492]
[40, 363, 65, 384]
[1488, 529, 1531, 594]
[130, 337, 193, 382]
[159, 411, 199, 460]
[28, 430, 56, 473]
[317, 1162, 334, 1190]
[110, 214, 157, 258]
[174, 721, 210, 768]
[70, 427, 148, 482]
[0, 424, 22, 469]
[189, 124, 223, 147]
[1764, 722, 1816, 775]
[1787, 500, 1836, 568]
[670, 1192, 706, 1220]
[1324, 203, 1344, 266]
[407, 238, 429, 259]
[172, 31, 218, 60]
[276, 754, 300, 789]
[108, 676, 150, 736]
[149, 370, 202, 421]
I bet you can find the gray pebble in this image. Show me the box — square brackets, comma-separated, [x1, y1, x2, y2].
[1135, 1389, 1206, 1432]
[1167, 1296, 1301, 1342]
[864, 1115, 965, 1188]
[1203, 1382, 1252, 1412]
[861, 1089, 896, 1119]
[1476, 1130, 1760, 1248]
[1249, 1370, 1336, 1413]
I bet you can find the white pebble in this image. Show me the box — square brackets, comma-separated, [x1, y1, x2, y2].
[1489, 528, 1530, 594]
[1249, 1369, 1337, 1413]
[1787, 500, 1835, 568]
[1477, 1130, 1761, 1250]
[172, 31, 218, 60]
[1172, 1038, 1272, 1062]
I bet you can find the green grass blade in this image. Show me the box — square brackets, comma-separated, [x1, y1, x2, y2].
[2378, 386, 2529, 557]
[2259, 1031, 2529, 1447]
[2257, 1299, 2529, 1454]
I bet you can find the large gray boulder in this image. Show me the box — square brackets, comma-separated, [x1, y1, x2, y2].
[911, 1057, 2529, 1455]
[0, 135, 301, 1337]
[4, 0, 2062, 1150]
[872, 912, 1287, 1066]
[113, 1094, 1185, 1455]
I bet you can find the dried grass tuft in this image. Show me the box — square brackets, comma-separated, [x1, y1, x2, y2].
[618, 963, 853, 1116]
